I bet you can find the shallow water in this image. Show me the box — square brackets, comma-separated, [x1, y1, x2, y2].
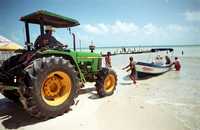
[107, 46, 200, 130]
[144, 57, 200, 130]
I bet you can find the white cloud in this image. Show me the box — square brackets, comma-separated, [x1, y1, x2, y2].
[97, 23, 109, 33]
[82, 21, 139, 35]
[166, 24, 185, 32]
[80, 20, 199, 45]
[111, 21, 139, 34]
[0, 35, 14, 44]
[143, 23, 159, 35]
[184, 10, 200, 22]
[83, 22, 187, 36]
[83, 24, 102, 34]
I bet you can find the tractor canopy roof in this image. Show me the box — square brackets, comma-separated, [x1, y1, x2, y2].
[20, 10, 80, 28]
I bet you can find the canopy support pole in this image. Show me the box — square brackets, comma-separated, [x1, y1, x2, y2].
[40, 24, 44, 36]
[40, 19, 44, 36]
[72, 33, 76, 51]
[25, 22, 31, 50]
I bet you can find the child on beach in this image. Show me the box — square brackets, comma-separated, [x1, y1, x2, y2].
[122, 56, 137, 85]
[105, 52, 112, 68]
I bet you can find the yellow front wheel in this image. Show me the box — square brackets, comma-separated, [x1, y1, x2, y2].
[96, 68, 117, 97]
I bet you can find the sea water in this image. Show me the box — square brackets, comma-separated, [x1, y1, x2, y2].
[92, 45, 200, 130]
[143, 47, 200, 130]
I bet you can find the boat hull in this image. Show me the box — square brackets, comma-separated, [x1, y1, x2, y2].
[136, 62, 172, 78]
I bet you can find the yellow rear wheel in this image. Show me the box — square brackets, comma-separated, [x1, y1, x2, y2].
[23, 57, 78, 119]
[41, 71, 72, 106]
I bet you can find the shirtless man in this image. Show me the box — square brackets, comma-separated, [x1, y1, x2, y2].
[122, 56, 137, 85]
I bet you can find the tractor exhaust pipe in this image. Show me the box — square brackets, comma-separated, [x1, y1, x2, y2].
[72, 33, 76, 51]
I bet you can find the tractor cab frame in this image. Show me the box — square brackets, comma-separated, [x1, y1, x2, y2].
[20, 10, 80, 51]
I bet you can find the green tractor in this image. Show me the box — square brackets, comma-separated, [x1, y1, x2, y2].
[0, 10, 117, 119]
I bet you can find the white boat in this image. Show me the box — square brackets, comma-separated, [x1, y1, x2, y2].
[136, 62, 172, 78]
[136, 48, 173, 78]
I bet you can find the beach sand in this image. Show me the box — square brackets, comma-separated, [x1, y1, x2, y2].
[0, 54, 199, 130]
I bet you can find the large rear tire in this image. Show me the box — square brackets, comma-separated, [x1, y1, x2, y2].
[23, 56, 79, 119]
[95, 68, 117, 97]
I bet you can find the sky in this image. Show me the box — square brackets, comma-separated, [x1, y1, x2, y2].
[0, 0, 200, 47]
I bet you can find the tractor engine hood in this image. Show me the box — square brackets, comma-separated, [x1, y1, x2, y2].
[76, 52, 102, 60]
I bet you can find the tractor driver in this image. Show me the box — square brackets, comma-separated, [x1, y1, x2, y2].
[34, 26, 63, 49]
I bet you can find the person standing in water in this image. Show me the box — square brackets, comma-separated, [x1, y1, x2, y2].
[122, 56, 137, 85]
[173, 57, 181, 71]
[182, 50, 184, 56]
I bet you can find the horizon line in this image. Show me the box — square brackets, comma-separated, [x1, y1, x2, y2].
[76, 43, 200, 49]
